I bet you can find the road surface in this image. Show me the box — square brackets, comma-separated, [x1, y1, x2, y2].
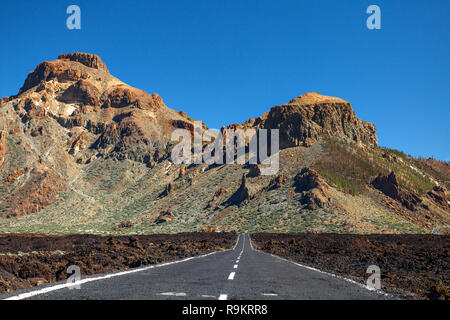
[2, 234, 389, 300]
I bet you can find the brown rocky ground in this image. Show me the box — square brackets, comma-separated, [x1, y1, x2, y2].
[251, 233, 450, 300]
[0, 232, 236, 293]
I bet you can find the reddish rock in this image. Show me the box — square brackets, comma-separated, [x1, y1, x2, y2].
[371, 171, 422, 210]
[427, 186, 448, 208]
[294, 168, 330, 210]
[3, 164, 68, 218]
[179, 166, 187, 177]
[118, 220, 133, 229]
[159, 183, 175, 198]
[57, 79, 100, 106]
[268, 174, 288, 190]
[240, 92, 377, 149]
[155, 209, 173, 224]
[58, 52, 109, 72]
[4, 168, 29, 183]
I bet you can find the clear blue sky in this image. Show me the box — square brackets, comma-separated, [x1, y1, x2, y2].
[1, 0, 449, 160]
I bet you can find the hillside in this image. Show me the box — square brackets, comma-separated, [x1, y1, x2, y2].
[0, 53, 448, 235]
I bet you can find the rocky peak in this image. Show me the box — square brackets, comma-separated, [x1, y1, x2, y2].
[288, 92, 348, 106]
[242, 92, 377, 149]
[58, 53, 109, 72]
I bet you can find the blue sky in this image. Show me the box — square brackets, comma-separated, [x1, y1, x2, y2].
[0, 0, 449, 160]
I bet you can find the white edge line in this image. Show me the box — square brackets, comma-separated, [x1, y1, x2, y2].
[247, 234, 392, 298]
[4, 234, 242, 301]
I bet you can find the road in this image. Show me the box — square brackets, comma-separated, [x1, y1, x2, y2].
[2, 234, 389, 300]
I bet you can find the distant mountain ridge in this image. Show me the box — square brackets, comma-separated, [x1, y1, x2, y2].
[0, 53, 448, 234]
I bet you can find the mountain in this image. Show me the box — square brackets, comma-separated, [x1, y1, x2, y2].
[0, 53, 448, 235]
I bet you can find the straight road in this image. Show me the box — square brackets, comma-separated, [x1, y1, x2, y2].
[2, 234, 389, 300]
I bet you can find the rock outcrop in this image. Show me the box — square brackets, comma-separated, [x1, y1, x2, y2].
[247, 164, 261, 177]
[159, 183, 175, 198]
[242, 92, 377, 149]
[225, 174, 251, 206]
[155, 209, 173, 224]
[371, 171, 422, 210]
[58, 52, 109, 72]
[294, 168, 330, 210]
[3, 164, 68, 218]
[268, 174, 288, 190]
[427, 186, 448, 208]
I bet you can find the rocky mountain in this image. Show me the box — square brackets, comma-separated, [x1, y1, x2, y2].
[0, 53, 448, 235]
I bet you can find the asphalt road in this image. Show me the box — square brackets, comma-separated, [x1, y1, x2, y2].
[2, 234, 390, 300]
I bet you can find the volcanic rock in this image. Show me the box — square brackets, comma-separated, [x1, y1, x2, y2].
[247, 164, 261, 177]
[155, 209, 173, 224]
[294, 168, 330, 210]
[225, 174, 251, 206]
[268, 173, 288, 190]
[427, 186, 448, 208]
[58, 52, 109, 72]
[241, 92, 377, 149]
[57, 79, 100, 106]
[3, 163, 69, 218]
[371, 171, 422, 210]
[159, 183, 175, 198]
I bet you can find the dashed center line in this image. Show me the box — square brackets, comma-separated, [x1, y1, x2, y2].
[218, 294, 228, 300]
[228, 272, 236, 280]
[233, 264, 238, 269]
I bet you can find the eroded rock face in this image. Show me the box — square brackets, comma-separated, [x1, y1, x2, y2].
[371, 171, 422, 210]
[12, 53, 195, 166]
[0, 130, 6, 166]
[155, 209, 173, 224]
[294, 168, 330, 210]
[159, 183, 175, 198]
[241, 92, 377, 149]
[268, 174, 288, 190]
[427, 186, 448, 208]
[225, 174, 251, 206]
[58, 53, 109, 72]
[3, 163, 68, 218]
[57, 80, 101, 106]
[247, 164, 261, 177]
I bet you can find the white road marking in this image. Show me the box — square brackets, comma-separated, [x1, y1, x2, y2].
[201, 295, 216, 298]
[218, 294, 228, 300]
[261, 293, 278, 296]
[4, 234, 243, 300]
[233, 264, 238, 269]
[228, 272, 236, 280]
[159, 292, 187, 296]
